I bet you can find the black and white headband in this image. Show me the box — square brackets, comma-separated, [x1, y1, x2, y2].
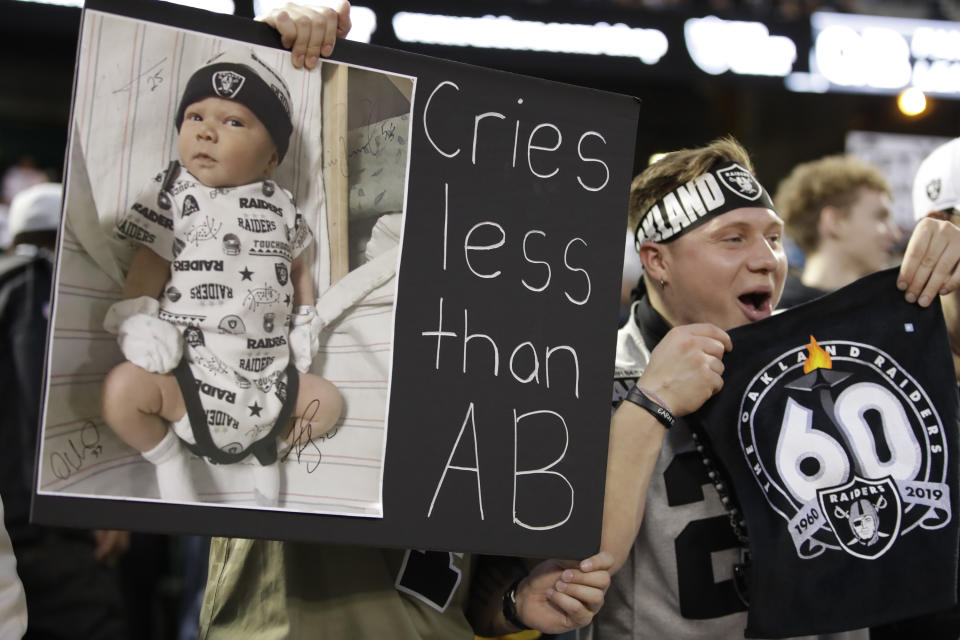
[634, 161, 775, 248]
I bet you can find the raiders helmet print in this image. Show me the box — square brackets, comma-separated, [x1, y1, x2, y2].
[157, 190, 172, 211]
[222, 233, 241, 256]
[218, 314, 246, 334]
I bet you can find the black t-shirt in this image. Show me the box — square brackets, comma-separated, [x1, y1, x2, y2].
[0, 250, 53, 543]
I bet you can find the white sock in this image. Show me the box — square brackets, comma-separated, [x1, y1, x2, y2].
[142, 429, 198, 502]
[252, 461, 280, 507]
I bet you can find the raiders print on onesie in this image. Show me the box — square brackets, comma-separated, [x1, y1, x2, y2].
[119, 167, 310, 462]
[102, 50, 342, 506]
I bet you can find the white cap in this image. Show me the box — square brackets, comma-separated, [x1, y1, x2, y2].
[8, 182, 62, 242]
[913, 137, 960, 221]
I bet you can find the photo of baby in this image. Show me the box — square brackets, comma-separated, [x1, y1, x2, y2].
[37, 6, 415, 522]
[100, 51, 342, 505]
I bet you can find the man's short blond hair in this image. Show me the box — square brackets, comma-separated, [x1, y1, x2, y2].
[774, 155, 890, 254]
[628, 136, 755, 234]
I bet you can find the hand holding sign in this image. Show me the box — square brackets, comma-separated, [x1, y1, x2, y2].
[516, 552, 613, 634]
[898, 216, 960, 306]
[639, 323, 732, 417]
[259, 1, 351, 68]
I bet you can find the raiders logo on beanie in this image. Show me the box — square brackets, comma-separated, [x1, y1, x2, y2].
[175, 50, 293, 162]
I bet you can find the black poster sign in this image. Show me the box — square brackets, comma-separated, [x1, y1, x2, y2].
[32, 0, 639, 559]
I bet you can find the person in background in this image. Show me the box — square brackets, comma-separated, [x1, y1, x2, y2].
[0, 182, 130, 638]
[1, 155, 48, 208]
[773, 154, 902, 308]
[0, 494, 27, 640]
[910, 136, 960, 383]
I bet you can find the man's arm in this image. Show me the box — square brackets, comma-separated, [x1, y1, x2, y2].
[601, 322, 731, 572]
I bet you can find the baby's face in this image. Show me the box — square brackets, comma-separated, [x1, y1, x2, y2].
[178, 97, 278, 188]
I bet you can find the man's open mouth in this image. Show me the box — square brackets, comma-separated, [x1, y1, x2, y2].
[739, 291, 771, 311]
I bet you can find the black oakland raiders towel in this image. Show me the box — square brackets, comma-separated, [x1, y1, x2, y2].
[691, 267, 960, 638]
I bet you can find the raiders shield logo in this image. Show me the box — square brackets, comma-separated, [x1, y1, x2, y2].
[717, 163, 763, 201]
[738, 335, 951, 561]
[182, 195, 200, 217]
[927, 178, 942, 202]
[212, 70, 245, 98]
[262, 180, 275, 197]
[173, 237, 186, 258]
[263, 312, 275, 333]
[818, 475, 901, 559]
[275, 263, 289, 286]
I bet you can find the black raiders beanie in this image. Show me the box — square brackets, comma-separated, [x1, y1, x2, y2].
[175, 54, 293, 162]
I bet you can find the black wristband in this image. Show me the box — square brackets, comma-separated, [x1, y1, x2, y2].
[624, 385, 676, 429]
[502, 576, 530, 631]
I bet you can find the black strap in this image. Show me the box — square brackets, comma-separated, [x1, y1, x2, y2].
[173, 357, 298, 465]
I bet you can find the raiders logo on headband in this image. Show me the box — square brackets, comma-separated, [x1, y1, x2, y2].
[738, 335, 950, 561]
[927, 178, 942, 202]
[635, 160, 776, 246]
[717, 163, 763, 201]
[212, 70, 245, 99]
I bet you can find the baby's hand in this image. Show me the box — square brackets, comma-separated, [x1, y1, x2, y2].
[260, 2, 352, 69]
[117, 314, 183, 374]
[104, 296, 183, 374]
[289, 306, 323, 373]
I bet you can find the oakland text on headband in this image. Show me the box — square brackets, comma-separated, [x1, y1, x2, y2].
[634, 161, 776, 249]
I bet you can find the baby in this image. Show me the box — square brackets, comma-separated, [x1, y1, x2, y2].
[101, 50, 342, 505]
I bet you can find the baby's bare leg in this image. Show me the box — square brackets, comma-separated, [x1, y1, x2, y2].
[287, 372, 343, 443]
[101, 362, 194, 501]
[101, 361, 186, 451]
[252, 373, 342, 506]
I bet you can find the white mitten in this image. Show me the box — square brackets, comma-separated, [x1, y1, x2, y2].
[104, 296, 183, 373]
[289, 305, 322, 373]
[103, 295, 159, 334]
